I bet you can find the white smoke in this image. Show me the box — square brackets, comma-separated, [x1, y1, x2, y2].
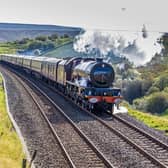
[73, 30, 163, 66]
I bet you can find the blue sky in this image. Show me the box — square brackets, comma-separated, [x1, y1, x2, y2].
[0, 0, 167, 32]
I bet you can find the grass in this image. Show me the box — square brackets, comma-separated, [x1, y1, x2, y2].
[0, 75, 25, 167]
[125, 103, 168, 134]
[0, 43, 16, 54]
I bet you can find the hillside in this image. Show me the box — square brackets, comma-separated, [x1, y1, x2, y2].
[43, 42, 88, 58]
[43, 42, 123, 63]
[0, 23, 81, 42]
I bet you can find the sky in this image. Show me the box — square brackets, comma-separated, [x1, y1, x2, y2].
[0, 0, 167, 32]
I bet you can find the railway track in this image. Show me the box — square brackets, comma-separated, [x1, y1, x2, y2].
[2, 64, 168, 167]
[33, 69, 168, 167]
[105, 114, 168, 167]
[3, 65, 113, 168]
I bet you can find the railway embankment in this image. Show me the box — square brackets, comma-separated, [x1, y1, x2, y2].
[0, 74, 25, 167]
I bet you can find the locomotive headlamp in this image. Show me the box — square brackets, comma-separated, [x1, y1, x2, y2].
[89, 97, 98, 103]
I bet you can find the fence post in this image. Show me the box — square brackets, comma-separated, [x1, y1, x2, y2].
[22, 159, 27, 168]
[29, 150, 37, 168]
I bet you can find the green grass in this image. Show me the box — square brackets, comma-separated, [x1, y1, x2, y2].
[0, 43, 16, 54]
[126, 104, 168, 134]
[0, 75, 25, 167]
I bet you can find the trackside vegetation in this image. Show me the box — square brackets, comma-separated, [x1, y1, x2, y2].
[0, 75, 25, 167]
[123, 102, 168, 134]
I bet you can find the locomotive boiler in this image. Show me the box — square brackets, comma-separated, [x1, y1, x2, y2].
[72, 58, 115, 88]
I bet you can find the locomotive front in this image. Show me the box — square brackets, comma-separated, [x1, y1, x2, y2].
[90, 62, 115, 87]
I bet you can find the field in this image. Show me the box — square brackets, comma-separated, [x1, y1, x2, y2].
[0, 75, 25, 168]
[0, 43, 16, 54]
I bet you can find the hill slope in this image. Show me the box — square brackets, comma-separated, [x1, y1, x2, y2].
[43, 42, 123, 63]
[43, 42, 87, 58]
[0, 23, 81, 42]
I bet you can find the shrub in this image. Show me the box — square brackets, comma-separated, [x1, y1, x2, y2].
[154, 74, 168, 91]
[147, 86, 160, 95]
[133, 98, 147, 111]
[48, 34, 58, 41]
[163, 87, 168, 92]
[63, 34, 69, 38]
[146, 92, 168, 114]
[35, 36, 47, 41]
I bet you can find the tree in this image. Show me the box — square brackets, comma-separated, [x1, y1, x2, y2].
[123, 80, 143, 103]
[63, 34, 69, 38]
[19, 38, 30, 44]
[48, 33, 58, 41]
[35, 36, 47, 41]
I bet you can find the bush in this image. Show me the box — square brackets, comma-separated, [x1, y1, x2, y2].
[35, 36, 47, 41]
[163, 87, 168, 92]
[63, 34, 69, 38]
[146, 92, 168, 114]
[147, 86, 160, 95]
[48, 34, 58, 41]
[154, 74, 168, 91]
[133, 98, 147, 111]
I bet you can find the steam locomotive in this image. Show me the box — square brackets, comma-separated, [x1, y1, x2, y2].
[0, 54, 122, 113]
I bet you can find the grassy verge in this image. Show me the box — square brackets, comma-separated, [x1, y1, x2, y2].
[126, 105, 168, 134]
[0, 43, 16, 54]
[0, 75, 25, 167]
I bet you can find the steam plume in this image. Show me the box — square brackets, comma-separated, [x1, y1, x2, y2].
[73, 30, 163, 66]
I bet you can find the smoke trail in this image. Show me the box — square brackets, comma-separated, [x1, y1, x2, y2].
[73, 30, 163, 66]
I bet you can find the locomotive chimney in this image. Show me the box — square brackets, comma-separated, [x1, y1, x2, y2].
[96, 58, 103, 62]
